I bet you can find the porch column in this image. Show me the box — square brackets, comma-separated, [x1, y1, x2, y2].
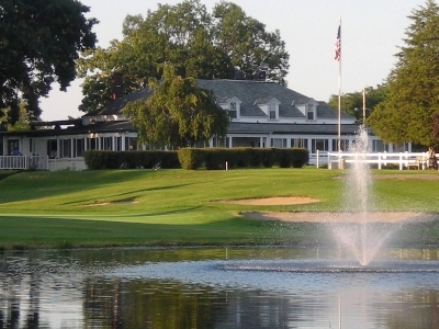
[71, 139, 74, 158]
[228, 137, 233, 148]
[121, 135, 126, 151]
[112, 136, 116, 151]
[259, 137, 264, 148]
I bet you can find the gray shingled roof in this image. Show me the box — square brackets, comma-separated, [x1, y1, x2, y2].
[91, 79, 354, 121]
[228, 122, 362, 136]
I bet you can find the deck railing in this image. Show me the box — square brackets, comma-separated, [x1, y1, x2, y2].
[0, 156, 48, 170]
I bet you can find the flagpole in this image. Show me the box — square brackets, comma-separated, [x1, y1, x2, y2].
[337, 18, 342, 152]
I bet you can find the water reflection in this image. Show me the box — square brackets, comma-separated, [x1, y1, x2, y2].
[0, 247, 439, 329]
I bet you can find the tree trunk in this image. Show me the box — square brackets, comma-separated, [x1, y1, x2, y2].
[428, 146, 437, 169]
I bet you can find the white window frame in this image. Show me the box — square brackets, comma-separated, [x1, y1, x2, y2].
[306, 104, 315, 121]
[269, 103, 277, 120]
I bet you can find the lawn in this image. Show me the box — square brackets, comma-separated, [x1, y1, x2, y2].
[0, 168, 438, 249]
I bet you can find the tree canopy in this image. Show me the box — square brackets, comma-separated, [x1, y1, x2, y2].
[328, 85, 388, 124]
[367, 0, 439, 148]
[123, 64, 229, 148]
[0, 0, 98, 124]
[77, 0, 289, 113]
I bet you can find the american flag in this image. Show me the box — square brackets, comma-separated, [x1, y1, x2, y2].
[334, 25, 341, 61]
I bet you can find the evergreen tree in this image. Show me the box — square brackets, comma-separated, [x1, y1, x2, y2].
[367, 0, 439, 149]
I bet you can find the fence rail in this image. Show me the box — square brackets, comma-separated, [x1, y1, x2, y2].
[312, 151, 439, 170]
[0, 156, 48, 170]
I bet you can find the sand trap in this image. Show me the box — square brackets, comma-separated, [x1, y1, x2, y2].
[241, 211, 438, 223]
[222, 196, 319, 206]
[83, 200, 138, 206]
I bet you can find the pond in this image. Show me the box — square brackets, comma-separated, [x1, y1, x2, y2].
[1, 247, 439, 329]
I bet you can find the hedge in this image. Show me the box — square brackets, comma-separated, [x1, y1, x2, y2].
[178, 147, 309, 170]
[83, 150, 180, 170]
[83, 148, 309, 170]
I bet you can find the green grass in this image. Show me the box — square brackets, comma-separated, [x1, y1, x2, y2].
[0, 168, 439, 249]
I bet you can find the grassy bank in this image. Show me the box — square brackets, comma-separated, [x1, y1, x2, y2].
[0, 168, 438, 249]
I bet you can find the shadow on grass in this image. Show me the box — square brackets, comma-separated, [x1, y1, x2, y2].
[2, 213, 437, 251]
[0, 214, 274, 249]
[61, 183, 199, 206]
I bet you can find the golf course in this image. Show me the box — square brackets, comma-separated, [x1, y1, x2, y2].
[0, 168, 438, 250]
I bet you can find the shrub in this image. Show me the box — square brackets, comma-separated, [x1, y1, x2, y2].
[177, 148, 205, 170]
[178, 147, 309, 170]
[84, 150, 179, 170]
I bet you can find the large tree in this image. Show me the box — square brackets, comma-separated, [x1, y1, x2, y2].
[77, 0, 289, 113]
[0, 0, 98, 124]
[367, 0, 439, 150]
[123, 64, 229, 148]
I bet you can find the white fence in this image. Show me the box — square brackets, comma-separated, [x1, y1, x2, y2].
[312, 150, 438, 170]
[0, 156, 48, 170]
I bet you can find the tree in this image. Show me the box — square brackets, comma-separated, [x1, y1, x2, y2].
[328, 84, 388, 124]
[0, 0, 98, 124]
[77, 0, 289, 113]
[367, 0, 439, 149]
[123, 64, 229, 148]
[1, 102, 33, 131]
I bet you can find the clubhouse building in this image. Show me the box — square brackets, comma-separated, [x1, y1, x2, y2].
[0, 78, 410, 171]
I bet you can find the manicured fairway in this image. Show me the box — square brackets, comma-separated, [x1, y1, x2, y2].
[0, 168, 438, 249]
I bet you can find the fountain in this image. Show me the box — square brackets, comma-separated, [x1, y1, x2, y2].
[332, 126, 394, 266]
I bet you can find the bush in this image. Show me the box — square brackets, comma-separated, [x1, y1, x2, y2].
[177, 148, 205, 170]
[82, 148, 309, 170]
[177, 147, 309, 170]
[84, 150, 179, 170]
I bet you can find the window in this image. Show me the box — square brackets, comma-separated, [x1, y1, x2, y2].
[74, 138, 85, 157]
[271, 138, 286, 148]
[125, 137, 137, 150]
[291, 138, 307, 148]
[47, 139, 57, 158]
[60, 139, 71, 158]
[229, 102, 237, 119]
[269, 103, 277, 119]
[116, 137, 122, 151]
[306, 104, 314, 121]
[87, 137, 98, 150]
[312, 139, 328, 153]
[331, 139, 349, 152]
[372, 139, 389, 152]
[100, 137, 113, 150]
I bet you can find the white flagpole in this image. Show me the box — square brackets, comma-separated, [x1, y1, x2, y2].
[337, 19, 342, 152]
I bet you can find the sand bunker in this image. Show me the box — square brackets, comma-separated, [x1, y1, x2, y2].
[223, 196, 319, 206]
[226, 196, 437, 223]
[241, 211, 437, 223]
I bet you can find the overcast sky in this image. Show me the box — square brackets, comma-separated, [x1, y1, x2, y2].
[40, 0, 425, 120]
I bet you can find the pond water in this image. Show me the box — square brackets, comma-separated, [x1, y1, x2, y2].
[1, 247, 439, 329]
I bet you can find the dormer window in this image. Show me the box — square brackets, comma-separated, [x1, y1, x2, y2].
[229, 102, 237, 119]
[306, 104, 315, 121]
[269, 103, 277, 120]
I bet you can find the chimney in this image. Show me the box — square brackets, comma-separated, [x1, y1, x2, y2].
[110, 71, 123, 100]
[234, 70, 245, 80]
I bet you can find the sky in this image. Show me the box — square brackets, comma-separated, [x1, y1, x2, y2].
[40, 0, 425, 121]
